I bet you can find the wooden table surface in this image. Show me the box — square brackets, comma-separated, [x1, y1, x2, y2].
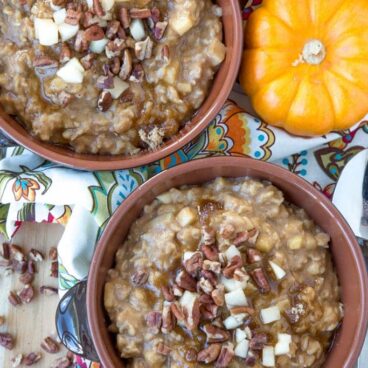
[0, 223, 66, 368]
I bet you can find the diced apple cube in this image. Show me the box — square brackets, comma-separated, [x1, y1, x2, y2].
[236, 328, 247, 343]
[176, 207, 197, 227]
[234, 339, 249, 358]
[287, 235, 303, 250]
[53, 9, 67, 25]
[220, 275, 247, 292]
[183, 251, 196, 262]
[56, 57, 85, 84]
[86, 0, 93, 8]
[275, 333, 292, 355]
[269, 261, 286, 280]
[260, 306, 281, 324]
[207, 38, 226, 66]
[106, 77, 129, 99]
[225, 245, 241, 261]
[244, 326, 252, 339]
[170, 14, 194, 36]
[58, 23, 79, 42]
[101, 0, 115, 11]
[90, 38, 109, 54]
[262, 346, 275, 367]
[223, 314, 246, 330]
[35, 18, 59, 46]
[130, 19, 146, 41]
[225, 289, 248, 308]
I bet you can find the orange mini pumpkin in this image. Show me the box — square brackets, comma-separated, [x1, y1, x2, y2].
[240, 0, 368, 136]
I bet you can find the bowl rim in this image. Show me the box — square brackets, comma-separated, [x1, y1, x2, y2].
[0, 0, 243, 171]
[87, 156, 368, 368]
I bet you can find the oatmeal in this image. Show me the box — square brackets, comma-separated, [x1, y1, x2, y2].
[0, 0, 225, 154]
[104, 178, 343, 367]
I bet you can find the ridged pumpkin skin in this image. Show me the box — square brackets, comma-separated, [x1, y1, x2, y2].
[240, 0, 368, 136]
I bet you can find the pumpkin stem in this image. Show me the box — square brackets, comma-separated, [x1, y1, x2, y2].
[292, 39, 326, 66]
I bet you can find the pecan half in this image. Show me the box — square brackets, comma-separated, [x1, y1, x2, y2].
[153, 21, 168, 40]
[19, 272, 34, 284]
[175, 270, 197, 292]
[49, 247, 57, 261]
[249, 333, 268, 350]
[50, 261, 58, 278]
[155, 342, 171, 356]
[161, 302, 176, 333]
[84, 25, 104, 41]
[80, 53, 95, 70]
[161, 285, 175, 302]
[2, 242, 10, 260]
[211, 285, 225, 307]
[222, 255, 243, 278]
[19, 284, 34, 304]
[203, 324, 230, 343]
[131, 269, 149, 286]
[41, 336, 59, 354]
[40, 286, 58, 296]
[93, 0, 105, 17]
[130, 8, 151, 19]
[215, 343, 234, 368]
[8, 291, 22, 306]
[51, 356, 73, 368]
[246, 248, 262, 264]
[119, 49, 133, 80]
[249, 268, 271, 293]
[0, 333, 14, 350]
[10, 244, 25, 262]
[106, 20, 120, 39]
[184, 252, 203, 276]
[24, 352, 42, 366]
[65, 9, 81, 25]
[29, 249, 44, 262]
[145, 311, 162, 330]
[197, 343, 221, 364]
[201, 244, 219, 262]
[119, 7, 131, 28]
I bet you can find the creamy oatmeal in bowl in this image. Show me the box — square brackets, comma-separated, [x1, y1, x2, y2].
[104, 177, 343, 367]
[0, 0, 230, 156]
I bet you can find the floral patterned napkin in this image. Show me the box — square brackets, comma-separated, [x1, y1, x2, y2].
[0, 1, 368, 366]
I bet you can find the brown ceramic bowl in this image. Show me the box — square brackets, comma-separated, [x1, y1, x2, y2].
[0, 1, 242, 171]
[87, 157, 368, 367]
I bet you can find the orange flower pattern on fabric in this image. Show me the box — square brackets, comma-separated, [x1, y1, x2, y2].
[12, 178, 40, 201]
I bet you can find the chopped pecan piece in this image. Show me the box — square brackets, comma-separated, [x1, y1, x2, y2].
[161, 44, 170, 63]
[80, 53, 95, 70]
[49, 247, 57, 261]
[0, 333, 14, 350]
[106, 20, 120, 39]
[106, 38, 126, 59]
[84, 25, 105, 41]
[200, 269, 217, 287]
[170, 302, 185, 321]
[162, 302, 176, 333]
[155, 342, 171, 356]
[248, 228, 259, 245]
[200, 303, 219, 320]
[119, 49, 133, 80]
[74, 31, 89, 53]
[93, 0, 105, 17]
[250, 268, 271, 293]
[153, 21, 168, 40]
[129, 63, 145, 83]
[182, 293, 200, 330]
[203, 324, 230, 343]
[19, 284, 34, 304]
[41, 336, 59, 354]
[96, 75, 114, 89]
[130, 8, 152, 19]
[233, 231, 250, 246]
[8, 291, 22, 306]
[175, 270, 197, 292]
[233, 268, 249, 282]
[215, 343, 235, 368]
[131, 269, 149, 286]
[249, 333, 268, 350]
[244, 353, 257, 366]
[161, 286, 175, 302]
[12, 260, 27, 274]
[201, 225, 216, 246]
[199, 293, 213, 305]
[211, 285, 225, 307]
[110, 57, 121, 75]
[246, 248, 262, 264]
[135, 37, 153, 61]
[50, 261, 58, 278]
[50, 356, 73, 368]
[119, 7, 131, 28]
[120, 89, 134, 103]
[183, 251, 203, 276]
[222, 255, 243, 278]
[24, 352, 42, 366]
[19, 272, 34, 285]
[150, 7, 160, 23]
[198, 277, 214, 294]
[145, 311, 162, 330]
[28, 260, 36, 274]
[82, 11, 97, 28]
[40, 286, 58, 296]
[219, 224, 236, 239]
[29, 249, 44, 262]
[185, 348, 197, 362]
[197, 343, 221, 364]
[202, 260, 221, 274]
[284, 303, 305, 324]
[230, 306, 255, 315]
[10, 244, 25, 262]
[201, 244, 219, 262]
[97, 91, 113, 112]
[65, 9, 81, 25]
[33, 56, 58, 68]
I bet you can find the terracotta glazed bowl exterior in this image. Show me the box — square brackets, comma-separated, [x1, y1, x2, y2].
[87, 157, 368, 368]
[0, 0, 242, 171]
